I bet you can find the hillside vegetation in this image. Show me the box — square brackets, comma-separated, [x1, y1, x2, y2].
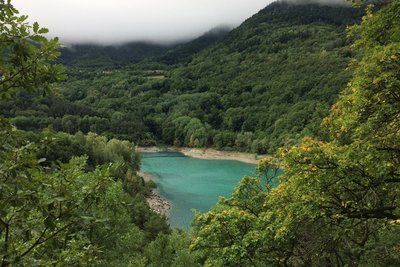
[1, 2, 363, 154]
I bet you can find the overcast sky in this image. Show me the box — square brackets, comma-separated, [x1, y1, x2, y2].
[13, 0, 276, 45]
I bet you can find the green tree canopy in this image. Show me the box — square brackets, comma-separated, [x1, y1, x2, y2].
[192, 2, 400, 265]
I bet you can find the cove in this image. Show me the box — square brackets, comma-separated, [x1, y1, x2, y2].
[140, 152, 257, 228]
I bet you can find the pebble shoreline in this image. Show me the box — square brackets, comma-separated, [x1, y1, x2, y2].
[138, 170, 171, 217]
[145, 189, 171, 217]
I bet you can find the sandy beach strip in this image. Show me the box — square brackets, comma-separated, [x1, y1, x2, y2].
[138, 146, 270, 165]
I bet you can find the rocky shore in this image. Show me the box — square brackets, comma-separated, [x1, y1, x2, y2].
[145, 189, 171, 217]
[137, 171, 171, 217]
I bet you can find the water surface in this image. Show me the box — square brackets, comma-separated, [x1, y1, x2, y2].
[141, 152, 256, 228]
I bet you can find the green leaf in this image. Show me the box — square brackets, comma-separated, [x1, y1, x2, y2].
[33, 21, 39, 33]
[30, 35, 47, 43]
[17, 15, 28, 23]
[38, 27, 49, 34]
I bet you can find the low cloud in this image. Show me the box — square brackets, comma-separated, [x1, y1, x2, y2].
[281, 0, 349, 5]
[13, 0, 274, 45]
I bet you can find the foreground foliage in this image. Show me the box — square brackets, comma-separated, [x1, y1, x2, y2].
[192, 1, 400, 266]
[0, 2, 196, 265]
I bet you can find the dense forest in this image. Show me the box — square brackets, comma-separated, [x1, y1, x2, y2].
[1, 0, 399, 266]
[0, 2, 364, 154]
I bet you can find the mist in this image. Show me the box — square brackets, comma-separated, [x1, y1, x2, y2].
[13, 0, 275, 45]
[281, 0, 349, 5]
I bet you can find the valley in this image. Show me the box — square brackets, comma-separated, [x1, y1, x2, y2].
[1, 0, 399, 266]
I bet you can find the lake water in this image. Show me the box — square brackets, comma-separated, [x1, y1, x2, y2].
[140, 152, 257, 228]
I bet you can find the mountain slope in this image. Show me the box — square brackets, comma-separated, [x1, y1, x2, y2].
[158, 26, 231, 65]
[58, 26, 231, 68]
[59, 42, 171, 67]
[2, 2, 364, 154]
[158, 2, 363, 152]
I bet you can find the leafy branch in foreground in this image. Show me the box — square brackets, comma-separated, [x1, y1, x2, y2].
[0, 0, 66, 99]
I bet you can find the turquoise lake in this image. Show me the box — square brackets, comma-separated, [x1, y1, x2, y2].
[140, 152, 257, 228]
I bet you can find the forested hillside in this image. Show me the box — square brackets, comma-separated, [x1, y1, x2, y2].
[59, 42, 170, 67]
[162, 2, 363, 152]
[158, 26, 231, 65]
[0, 2, 363, 154]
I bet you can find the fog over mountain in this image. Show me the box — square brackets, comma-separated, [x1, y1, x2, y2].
[13, 0, 350, 45]
[281, 0, 348, 5]
[13, 0, 274, 45]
